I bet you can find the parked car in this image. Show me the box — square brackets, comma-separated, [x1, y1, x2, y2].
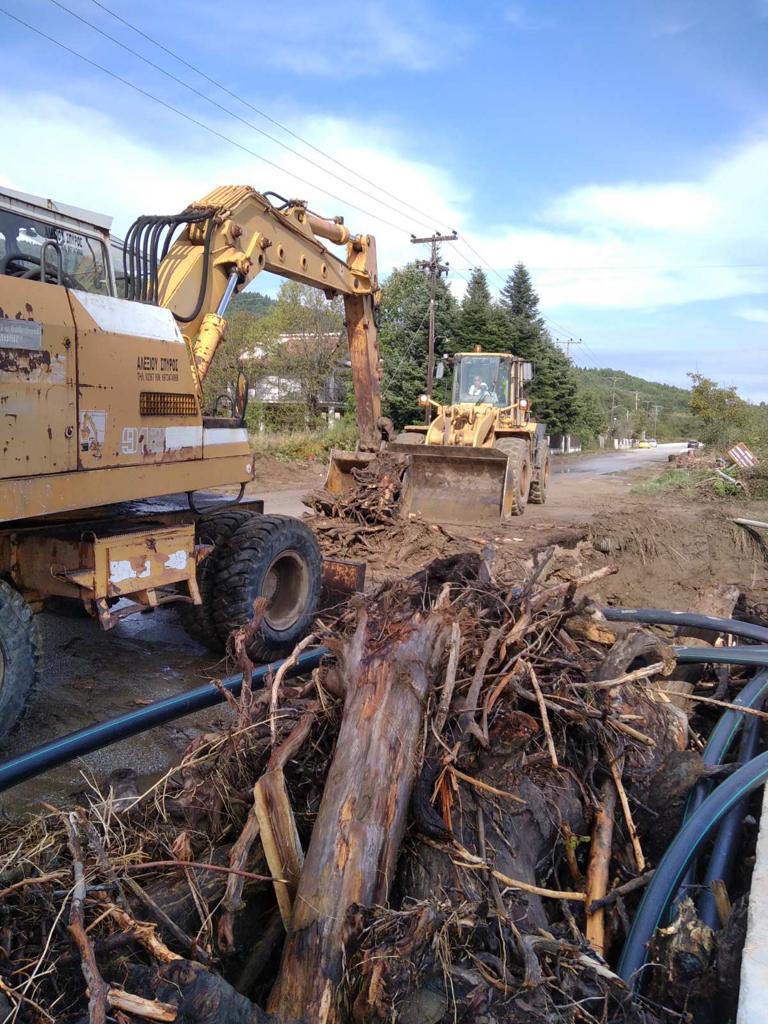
[687, 439, 704, 449]
[636, 440, 651, 449]
[647, 438, 658, 448]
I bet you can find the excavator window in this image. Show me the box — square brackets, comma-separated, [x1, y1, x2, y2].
[0, 211, 111, 294]
[454, 355, 512, 407]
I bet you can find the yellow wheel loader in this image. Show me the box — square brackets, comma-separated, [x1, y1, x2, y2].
[0, 184, 387, 739]
[327, 349, 549, 526]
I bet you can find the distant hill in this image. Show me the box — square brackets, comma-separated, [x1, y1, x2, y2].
[575, 367, 699, 441]
[230, 291, 275, 318]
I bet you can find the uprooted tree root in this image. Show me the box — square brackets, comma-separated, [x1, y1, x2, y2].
[0, 550, 752, 1022]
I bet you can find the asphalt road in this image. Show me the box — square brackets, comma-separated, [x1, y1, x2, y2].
[552, 442, 688, 476]
[0, 440, 688, 812]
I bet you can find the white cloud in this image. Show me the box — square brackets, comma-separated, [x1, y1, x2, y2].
[504, 4, 554, 30]
[163, 0, 468, 77]
[1, 88, 767, 319]
[737, 306, 768, 323]
[544, 182, 717, 232]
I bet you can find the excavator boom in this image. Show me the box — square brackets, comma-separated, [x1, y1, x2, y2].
[125, 185, 384, 450]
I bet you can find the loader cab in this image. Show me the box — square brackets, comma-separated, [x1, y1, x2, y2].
[453, 353, 533, 409]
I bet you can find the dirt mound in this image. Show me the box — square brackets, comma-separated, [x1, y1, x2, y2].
[586, 500, 768, 611]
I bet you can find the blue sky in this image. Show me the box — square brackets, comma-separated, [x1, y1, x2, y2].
[1, 0, 767, 395]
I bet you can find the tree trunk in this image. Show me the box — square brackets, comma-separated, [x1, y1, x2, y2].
[267, 603, 453, 1024]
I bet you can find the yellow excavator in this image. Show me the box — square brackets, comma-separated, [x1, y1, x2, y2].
[0, 184, 386, 738]
[327, 348, 550, 526]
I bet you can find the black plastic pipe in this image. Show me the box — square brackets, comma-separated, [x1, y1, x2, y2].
[675, 646, 768, 668]
[698, 699, 764, 929]
[0, 647, 330, 794]
[685, 670, 768, 821]
[618, 749, 768, 987]
[603, 607, 768, 645]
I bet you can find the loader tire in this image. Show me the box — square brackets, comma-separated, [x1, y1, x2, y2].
[0, 579, 42, 742]
[497, 438, 531, 518]
[213, 515, 322, 664]
[394, 432, 424, 445]
[177, 508, 257, 650]
[529, 442, 550, 505]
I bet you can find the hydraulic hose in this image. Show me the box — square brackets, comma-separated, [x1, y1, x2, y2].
[0, 647, 330, 794]
[698, 699, 764, 929]
[617, 749, 768, 987]
[603, 607, 768, 645]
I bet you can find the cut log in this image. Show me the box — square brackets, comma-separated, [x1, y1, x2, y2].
[267, 601, 454, 1024]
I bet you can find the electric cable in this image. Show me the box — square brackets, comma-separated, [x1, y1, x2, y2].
[89, 0, 461, 234]
[48, 0, 442, 237]
[0, 8, 414, 237]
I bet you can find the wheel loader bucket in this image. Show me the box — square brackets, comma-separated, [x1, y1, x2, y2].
[324, 449, 379, 495]
[393, 444, 509, 526]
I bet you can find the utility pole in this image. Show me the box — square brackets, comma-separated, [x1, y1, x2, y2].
[609, 375, 618, 436]
[411, 231, 457, 420]
[563, 338, 582, 361]
[652, 404, 661, 436]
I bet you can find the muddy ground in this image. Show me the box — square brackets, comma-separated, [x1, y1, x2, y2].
[4, 441, 767, 815]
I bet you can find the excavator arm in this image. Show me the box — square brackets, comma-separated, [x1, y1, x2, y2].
[123, 185, 385, 450]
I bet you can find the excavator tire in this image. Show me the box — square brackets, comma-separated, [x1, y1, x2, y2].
[0, 578, 42, 741]
[497, 438, 532, 518]
[529, 441, 550, 505]
[213, 515, 322, 664]
[177, 508, 257, 650]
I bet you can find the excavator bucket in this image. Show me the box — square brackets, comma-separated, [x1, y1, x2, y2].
[391, 444, 509, 526]
[324, 449, 379, 495]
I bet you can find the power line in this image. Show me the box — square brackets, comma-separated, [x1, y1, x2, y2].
[0, 8, 424, 236]
[47, 0, 442, 237]
[88, 0, 460, 235]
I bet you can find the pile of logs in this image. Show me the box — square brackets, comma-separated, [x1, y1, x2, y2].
[0, 552, 752, 1022]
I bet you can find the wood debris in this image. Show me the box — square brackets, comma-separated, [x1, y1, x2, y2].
[0, 549, 757, 1022]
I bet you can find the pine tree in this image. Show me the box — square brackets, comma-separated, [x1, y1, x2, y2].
[498, 261, 584, 436]
[500, 262, 543, 322]
[456, 268, 493, 350]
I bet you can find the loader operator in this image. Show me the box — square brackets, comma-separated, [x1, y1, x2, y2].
[468, 374, 489, 398]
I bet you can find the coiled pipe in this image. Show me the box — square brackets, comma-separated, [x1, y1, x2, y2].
[617, 749, 768, 987]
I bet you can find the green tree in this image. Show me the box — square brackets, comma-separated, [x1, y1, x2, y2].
[202, 299, 273, 412]
[456, 268, 493, 350]
[378, 263, 458, 428]
[500, 262, 543, 321]
[499, 262, 583, 436]
[688, 372, 750, 445]
[248, 282, 345, 423]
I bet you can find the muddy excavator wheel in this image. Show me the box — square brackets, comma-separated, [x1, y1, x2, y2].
[497, 438, 532, 518]
[213, 515, 322, 664]
[177, 508, 257, 650]
[0, 578, 43, 741]
[529, 443, 550, 505]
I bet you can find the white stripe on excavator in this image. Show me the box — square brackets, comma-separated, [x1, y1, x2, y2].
[71, 291, 185, 344]
[165, 426, 203, 450]
[203, 428, 249, 446]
